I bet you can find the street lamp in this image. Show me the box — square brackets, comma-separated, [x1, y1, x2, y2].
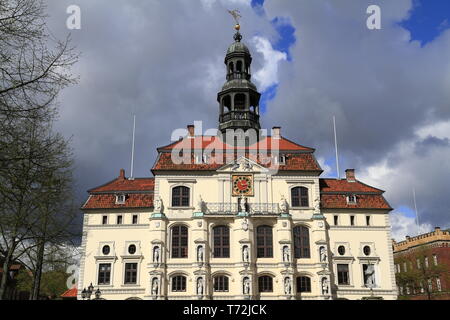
[81, 282, 101, 300]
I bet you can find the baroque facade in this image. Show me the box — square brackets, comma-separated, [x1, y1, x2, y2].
[77, 25, 398, 300]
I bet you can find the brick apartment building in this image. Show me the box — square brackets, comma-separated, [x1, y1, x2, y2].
[393, 227, 450, 300]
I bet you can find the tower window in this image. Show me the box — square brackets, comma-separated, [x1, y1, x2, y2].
[234, 94, 246, 110]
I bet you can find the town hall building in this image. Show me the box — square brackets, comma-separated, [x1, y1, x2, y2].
[77, 23, 398, 300]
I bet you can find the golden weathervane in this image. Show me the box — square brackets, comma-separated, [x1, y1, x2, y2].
[228, 9, 242, 30]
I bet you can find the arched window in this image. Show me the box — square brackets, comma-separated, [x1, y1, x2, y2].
[172, 186, 190, 207]
[229, 62, 234, 74]
[291, 187, 309, 207]
[172, 275, 187, 292]
[256, 226, 273, 258]
[234, 94, 246, 110]
[213, 275, 229, 292]
[297, 276, 311, 293]
[213, 226, 230, 258]
[236, 60, 243, 72]
[293, 226, 310, 258]
[223, 95, 231, 112]
[258, 276, 273, 292]
[171, 225, 188, 258]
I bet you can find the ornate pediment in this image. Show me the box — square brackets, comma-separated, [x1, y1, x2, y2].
[217, 156, 268, 173]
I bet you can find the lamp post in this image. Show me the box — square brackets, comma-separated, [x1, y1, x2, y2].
[81, 282, 101, 300]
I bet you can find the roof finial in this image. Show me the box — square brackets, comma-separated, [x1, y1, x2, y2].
[228, 9, 242, 42]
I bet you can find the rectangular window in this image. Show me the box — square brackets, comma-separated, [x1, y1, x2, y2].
[366, 216, 371, 226]
[433, 254, 438, 266]
[425, 257, 429, 268]
[117, 215, 123, 225]
[102, 216, 108, 225]
[337, 264, 350, 285]
[124, 263, 138, 284]
[297, 276, 311, 293]
[334, 215, 339, 226]
[417, 258, 421, 269]
[172, 276, 186, 292]
[437, 278, 442, 292]
[403, 262, 407, 272]
[132, 215, 138, 225]
[213, 276, 229, 292]
[350, 215, 355, 226]
[98, 263, 111, 285]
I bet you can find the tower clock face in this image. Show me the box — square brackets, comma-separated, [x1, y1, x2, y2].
[232, 175, 254, 197]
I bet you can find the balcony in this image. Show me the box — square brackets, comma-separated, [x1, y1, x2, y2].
[219, 111, 260, 123]
[204, 203, 280, 216]
[226, 72, 251, 81]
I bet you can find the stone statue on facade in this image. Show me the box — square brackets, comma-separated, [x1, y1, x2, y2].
[151, 278, 159, 296]
[279, 195, 288, 214]
[319, 246, 327, 263]
[283, 246, 290, 262]
[154, 196, 163, 212]
[364, 264, 376, 288]
[284, 277, 292, 295]
[153, 246, 160, 264]
[314, 197, 321, 213]
[197, 245, 204, 263]
[322, 277, 329, 295]
[242, 217, 249, 231]
[242, 245, 249, 263]
[195, 195, 203, 212]
[243, 278, 250, 295]
[197, 278, 204, 295]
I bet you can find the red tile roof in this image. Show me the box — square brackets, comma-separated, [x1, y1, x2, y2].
[320, 194, 392, 210]
[319, 179, 383, 193]
[83, 193, 154, 210]
[158, 136, 314, 152]
[89, 177, 154, 193]
[61, 287, 77, 298]
[152, 152, 321, 172]
[319, 178, 391, 210]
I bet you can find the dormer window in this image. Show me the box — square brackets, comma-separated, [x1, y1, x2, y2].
[278, 154, 286, 165]
[116, 194, 126, 204]
[347, 194, 357, 204]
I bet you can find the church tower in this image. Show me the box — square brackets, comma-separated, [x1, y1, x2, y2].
[218, 24, 261, 135]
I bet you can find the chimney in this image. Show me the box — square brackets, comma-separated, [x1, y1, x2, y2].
[272, 127, 281, 139]
[187, 124, 195, 138]
[345, 169, 356, 182]
[119, 168, 125, 180]
[435, 227, 441, 233]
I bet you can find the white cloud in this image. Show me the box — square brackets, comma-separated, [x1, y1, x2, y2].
[390, 211, 433, 242]
[252, 36, 287, 91]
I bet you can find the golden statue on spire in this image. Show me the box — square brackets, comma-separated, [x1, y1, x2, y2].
[228, 9, 242, 30]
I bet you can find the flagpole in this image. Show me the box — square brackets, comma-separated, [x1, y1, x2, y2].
[333, 116, 340, 179]
[130, 114, 136, 180]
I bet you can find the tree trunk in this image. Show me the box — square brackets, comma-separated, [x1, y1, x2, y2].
[0, 246, 15, 300]
[30, 241, 45, 300]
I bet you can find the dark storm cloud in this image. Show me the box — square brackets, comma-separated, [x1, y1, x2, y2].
[263, 0, 450, 234]
[42, 0, 450, 238]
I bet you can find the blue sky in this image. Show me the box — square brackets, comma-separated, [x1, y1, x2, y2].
[401, 0, 450, 46]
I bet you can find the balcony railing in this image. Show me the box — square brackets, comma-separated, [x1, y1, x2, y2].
[204, 203, 280, 216]
[219, 111, 259, 123]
